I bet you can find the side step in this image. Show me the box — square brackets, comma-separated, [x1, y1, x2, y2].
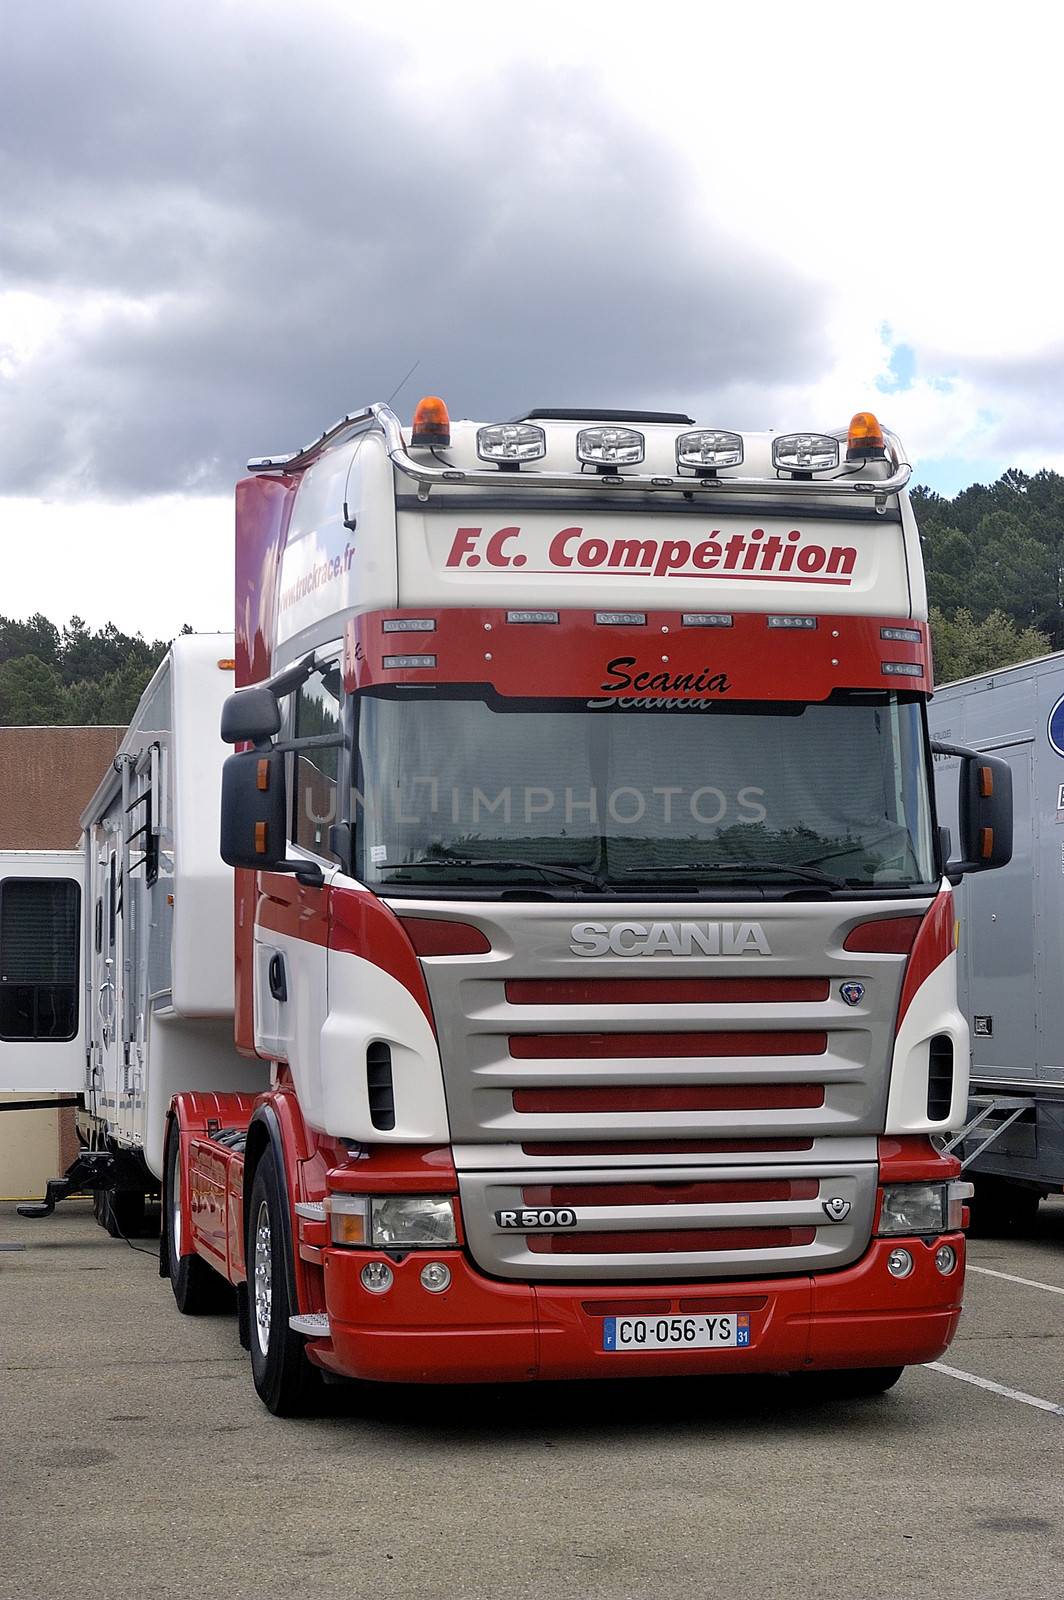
[942, 1094, 1035, 1169]
[289, 1312, 331, 1337]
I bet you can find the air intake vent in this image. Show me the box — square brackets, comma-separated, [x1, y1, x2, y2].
[928, 1034, 954, 1121]
[367, 1041, 395, 1131]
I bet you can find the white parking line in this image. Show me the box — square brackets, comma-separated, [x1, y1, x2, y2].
[967, 1265, 1064, 1297]
[929, 1363, 1064, 1417]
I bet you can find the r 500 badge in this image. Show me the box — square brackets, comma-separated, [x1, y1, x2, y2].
[495, 1207, 578, 1229]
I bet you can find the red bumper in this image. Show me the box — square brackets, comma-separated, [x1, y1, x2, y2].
[312, 1234, 965, 1384]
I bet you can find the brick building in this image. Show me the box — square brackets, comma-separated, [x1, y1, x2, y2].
[0, 726, 124, 1199]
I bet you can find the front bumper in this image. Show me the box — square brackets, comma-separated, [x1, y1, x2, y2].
[310, 1233, 965, 1384]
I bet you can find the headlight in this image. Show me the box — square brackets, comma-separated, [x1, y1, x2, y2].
[878, 1183, 948, 1236]
[327, 1193, 458, 1248]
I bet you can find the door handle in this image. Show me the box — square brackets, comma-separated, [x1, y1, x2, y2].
[268, 952, 288, 1003]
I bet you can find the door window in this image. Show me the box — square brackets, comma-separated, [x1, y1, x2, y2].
[291, 659, 344, 863]
[0, 878, 81, 1041]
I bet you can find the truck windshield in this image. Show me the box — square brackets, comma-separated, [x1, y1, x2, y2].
[352, 690, 936, 894]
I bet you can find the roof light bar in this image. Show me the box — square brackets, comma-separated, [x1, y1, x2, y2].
[477, 423, 546, 465]
[595, 612, 646, 626]
[576, 426, 645, 468]
[767, 615, 817, 630]
[682, 613, 733, 628]
[676, 430, 743, 471]
[382, 654, 438, 669]
[382, 618, 436, 633]
[772, 434, 839, 473]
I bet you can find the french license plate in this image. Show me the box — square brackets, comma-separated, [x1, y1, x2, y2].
[603, 1313, 751, 1351]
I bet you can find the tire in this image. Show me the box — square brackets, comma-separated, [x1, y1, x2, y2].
[164, 1123, 233, 1314]
[968, 1176, 1041, 1237]
[246, 1147, 323, 1417]
[796, 1366, 905, 1399]
[107, 1188, 148, 1239]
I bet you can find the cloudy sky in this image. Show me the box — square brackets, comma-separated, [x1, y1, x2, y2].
[2, 1, 1061, 638]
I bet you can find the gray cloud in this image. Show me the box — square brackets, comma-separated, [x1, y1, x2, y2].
[1, 4, 830, 497]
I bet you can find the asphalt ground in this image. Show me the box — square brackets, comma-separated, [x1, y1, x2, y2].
[2, 1199, 1063, 1600]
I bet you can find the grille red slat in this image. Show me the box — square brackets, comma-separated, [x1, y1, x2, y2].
[513, 1084, 825, 1114]
[522, 1179, 820, 1206]
[527, 1227, 817, 1255]
[506, 978, 829, 1005]
[521, 1138, 814, 1156]
[509, 1031, 827, 1059]
[843, 915, 922, 954]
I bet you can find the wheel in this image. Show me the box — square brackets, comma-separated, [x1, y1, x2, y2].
[164, 1123, 233, 1314]
[796, 1366, 905, 1399]
[107, 1188, 147, 1239]
[968, 1176, 1041, 1237]
[247, 1147, 323, 1416]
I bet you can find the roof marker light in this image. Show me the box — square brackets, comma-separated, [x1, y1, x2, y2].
[410, 396, 451, 448]
[477, 423, 545, 465]
[383, 654, 437, 669]
[383, 618, 436, 633]
[595, 612, 646, 626]
[881, 626, 921, 643]
[767, 615, 817, 630]
[682, 613, 733, 628]
[772, 434, 839, 473]
[847, 411, 886, 460]
[507, 610, 559, 624]
[676, 430, 743, 471]
[576, 426, 644, 468]
[882, 661, 922, 677]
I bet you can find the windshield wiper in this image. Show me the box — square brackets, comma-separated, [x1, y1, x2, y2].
[383, 856, 614, 891]
[616, 860, 850, 889]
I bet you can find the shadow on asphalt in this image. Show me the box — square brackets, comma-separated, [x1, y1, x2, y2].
[311, 1369, 911, 1443]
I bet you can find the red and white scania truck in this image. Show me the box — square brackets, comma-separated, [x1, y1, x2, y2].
[1, 399, 1013, 1414]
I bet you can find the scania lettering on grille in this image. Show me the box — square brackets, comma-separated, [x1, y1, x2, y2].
[496, 1208, 578, 1230]
[570, 920, 771, 957]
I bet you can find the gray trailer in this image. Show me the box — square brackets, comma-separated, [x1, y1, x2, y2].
[930, 651, 1064, 1228]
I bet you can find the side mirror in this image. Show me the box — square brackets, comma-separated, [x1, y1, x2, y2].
[221, 685, 282, 746]
[931, 741, 1013, 878]
[220, 749, 323, 886]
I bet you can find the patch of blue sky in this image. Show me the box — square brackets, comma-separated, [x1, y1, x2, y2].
[911, 455, 1007, 497]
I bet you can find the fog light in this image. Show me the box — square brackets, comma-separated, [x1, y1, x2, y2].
[420, 1261, 451, 1293]
[887, 1247, 914, 1278]
[360, 1261, 394, 1294]
[934, 1244, 957, 1275]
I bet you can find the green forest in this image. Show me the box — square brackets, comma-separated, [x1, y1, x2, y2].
[0, 614, 185, 726]
[1, 467, 1061, 725]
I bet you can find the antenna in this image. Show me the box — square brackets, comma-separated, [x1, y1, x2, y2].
[386, 359, 421, 410]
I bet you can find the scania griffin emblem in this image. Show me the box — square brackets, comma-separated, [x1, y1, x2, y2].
[840, 981, 865, 1006]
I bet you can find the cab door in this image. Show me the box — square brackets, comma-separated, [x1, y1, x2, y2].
[0, 851, 85, 1092]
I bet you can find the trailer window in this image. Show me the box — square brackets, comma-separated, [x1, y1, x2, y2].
[0, 878, 81, 1041]
[291, 660, 344, 863]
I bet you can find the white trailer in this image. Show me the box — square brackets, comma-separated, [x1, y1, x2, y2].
[2, 633, 267, 1232]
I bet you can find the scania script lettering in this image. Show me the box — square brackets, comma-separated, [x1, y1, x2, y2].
[570, 921, 771, 957]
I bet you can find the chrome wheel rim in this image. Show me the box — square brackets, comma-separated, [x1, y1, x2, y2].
[171, 1149, 182, 1260]
[253, 1199, 273, 1357]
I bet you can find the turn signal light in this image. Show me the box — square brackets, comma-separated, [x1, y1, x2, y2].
[847, 411, 886, 460]
[411, 395, 451, 448]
